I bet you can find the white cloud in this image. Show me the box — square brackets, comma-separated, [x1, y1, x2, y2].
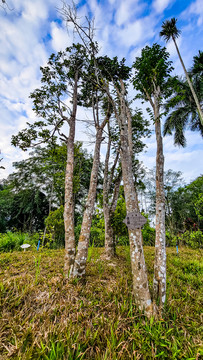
[50, 21, 72, 52]
[152, 0, 171, 14]
[22, 1, 48, 23]
[114, 0, 146, 26]
[182, 0, 203, 26]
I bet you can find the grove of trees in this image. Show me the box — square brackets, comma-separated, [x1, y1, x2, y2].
[0, 9, 202, 319]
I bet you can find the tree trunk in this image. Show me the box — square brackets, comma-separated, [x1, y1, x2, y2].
[71, 127, 104, 277]
[118, 81, 153, 318]
[173, 37, 203, 125]
[103, 124, 119, 258]
[64, 70, 78, 277]
[104, 204, 115, 258]
[153, 97, 166, 306]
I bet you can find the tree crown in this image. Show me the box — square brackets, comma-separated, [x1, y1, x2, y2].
[160, 18, 181, 42]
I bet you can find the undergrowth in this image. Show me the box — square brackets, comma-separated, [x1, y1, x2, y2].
[0, 247, 202, 359]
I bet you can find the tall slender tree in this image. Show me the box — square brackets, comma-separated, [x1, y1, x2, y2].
[160, 18, 203, 125]
[133, 44, 173, 309]
[103, 120, 121, 258]
[70, 100, 112, 277]
[96, 56, 154, 317]
[12, 44, 88, 274]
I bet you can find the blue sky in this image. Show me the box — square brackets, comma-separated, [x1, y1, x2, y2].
[0, 0, 202, 183]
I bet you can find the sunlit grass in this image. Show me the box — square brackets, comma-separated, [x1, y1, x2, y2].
[0, 247, 202, 359]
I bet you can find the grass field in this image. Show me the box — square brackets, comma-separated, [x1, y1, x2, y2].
[0, 246, 202, 359]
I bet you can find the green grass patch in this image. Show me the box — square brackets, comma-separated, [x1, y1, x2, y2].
[0, 247, 202, 359]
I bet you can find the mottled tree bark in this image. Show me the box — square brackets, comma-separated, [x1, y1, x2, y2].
[103, 123, 120, 258]
[104, 205, 115, 258]
[117, 81, 154, 318]
[64, 70, 78, 277]
[153, 92, 166, 305]
[142, 84, 166, 308]
[71, 117, 109, 277]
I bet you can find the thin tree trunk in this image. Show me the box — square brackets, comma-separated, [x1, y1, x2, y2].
[103, 125, 115, 258]
[104, 204, 115, 258]
[153, 95, 166, 306]
[103, 124, 120, 258]
[64, 70, 78, 277]
[71, 127, 105, 277]
[173, 37, 203, 125]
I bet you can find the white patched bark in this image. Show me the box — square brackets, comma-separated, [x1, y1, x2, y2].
[103, 126, 119, 259]
[71, 128, 104, 277]
[153, 95, 166, 306]
[117, 80, 153, 318]
[104, 204, 115, 258]
[64, 71, 78, 277]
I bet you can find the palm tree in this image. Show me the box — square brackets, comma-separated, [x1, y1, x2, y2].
[164, 76, 203, 146]
[160, 18, 203, 125]
[164, 51, 203, 146]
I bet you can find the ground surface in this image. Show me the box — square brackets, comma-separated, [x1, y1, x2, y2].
[0, 246, 202, 359]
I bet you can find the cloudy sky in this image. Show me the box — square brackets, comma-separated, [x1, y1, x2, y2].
[0, 0, 202, 183]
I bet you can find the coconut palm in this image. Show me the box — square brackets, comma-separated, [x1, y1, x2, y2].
[160, 18, 203, 125]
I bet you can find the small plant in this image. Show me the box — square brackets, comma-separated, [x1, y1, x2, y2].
[34, 254, 41, 284]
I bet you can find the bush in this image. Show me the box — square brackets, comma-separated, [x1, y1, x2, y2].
[90, 224, 105, 247]
[141, 216, 155, 246]
[45, 206, 65, 248]
[116, 235, 129, 246]
[172, 230, 203, 249]
[0, 231, 39, 252]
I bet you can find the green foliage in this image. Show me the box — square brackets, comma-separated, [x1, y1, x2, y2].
[111, 194, 128, 239]
[11, 44, 88, 150]
[0, 141, 93, 235]
[97, 56, 131, 83]
[132, 43, 173, 102]
[0, 186, 49, 233]
[160, 18, 181, 42]
[195, 193, 203, 221]
[141, 216, 156, 246]
[0, 186, 13, 232]
[172, 230, 203, 249]
[0, 231, 39, 252]
[169, 175, 203, 234]
[90, 215, 105, 247]
[45, 206, 65, 247]
[164, 72, 203, 146]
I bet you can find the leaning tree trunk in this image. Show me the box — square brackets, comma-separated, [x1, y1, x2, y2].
[71, 127, 104, 277]
[153, 97, 166, 307]
[117, 82, 154, 318]
[64, 70, 78, 277]
[173, 36, 203, 125]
